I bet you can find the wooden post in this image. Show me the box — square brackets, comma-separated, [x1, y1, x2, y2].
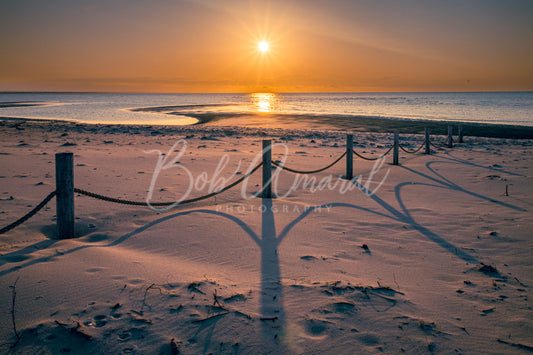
[458, 125, 464, 143]
[393, 131, 399, 165]
[345, 134, 353, 180]
[448, 126, 453, 148]
[55, 152, 74, 239]
[262, 140, 272, 199]
[425, 128, 431, 155]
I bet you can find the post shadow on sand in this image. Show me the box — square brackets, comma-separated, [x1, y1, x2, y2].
[0, 200, 288, 352]
[259, 198, 286, 350]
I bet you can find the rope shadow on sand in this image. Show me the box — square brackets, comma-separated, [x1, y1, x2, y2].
[0, 239, 57, 268]
[438, 149, 525, 178]
[383, 155, 528, 265]
[343, 157, 526, 266]
[399, 162, 525, 212]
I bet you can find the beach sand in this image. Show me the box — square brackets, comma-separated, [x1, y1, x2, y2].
[0, 119, 532, 354]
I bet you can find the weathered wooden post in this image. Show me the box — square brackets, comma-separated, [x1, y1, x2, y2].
[55, 152, 74, 239]
[346, 134, 353, 180]
[262, 139, 272, 198]
[448, 126, 453, 148]
[425, 128, 431, 155]
[393, 131, 399, 165]
[458, 125, 464, 143]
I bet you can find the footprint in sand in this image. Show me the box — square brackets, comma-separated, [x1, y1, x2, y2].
[111, 312, 123, 319]
[85, 267, 106, 273]
[315, 301, 357, 315]
[118, 330, 131, 341]
[302, 318, 331, 339]
[331, 301, 357, 313]
[358, 333, 381, 346]
[300, 255, 319, 261]
[85, 314, 107, 328]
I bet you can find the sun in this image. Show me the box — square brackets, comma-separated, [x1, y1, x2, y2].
[258, 41, 269, 53]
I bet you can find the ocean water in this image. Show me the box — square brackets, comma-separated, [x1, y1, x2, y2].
[0, 92, 532, 127]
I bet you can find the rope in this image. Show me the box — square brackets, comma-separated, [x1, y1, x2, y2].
[399, 139, 426, 154]
[74, 162, 263, 206]
[429, 140, 450, 149]
[0, 191, 57, 234]
[353, 146, 393, 161]
[271, 151, 346, 174]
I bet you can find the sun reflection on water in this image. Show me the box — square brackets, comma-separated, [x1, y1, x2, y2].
[250, 93, 277, 113]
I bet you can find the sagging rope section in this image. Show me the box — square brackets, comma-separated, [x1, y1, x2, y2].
[0, 191, 57, 234]
[353, 146, 393, 161]
[399, 139, 426, 154]
[272, 151, 346, 174]
[74, 162, 263, 206]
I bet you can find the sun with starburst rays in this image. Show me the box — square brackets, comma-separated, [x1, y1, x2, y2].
[258, 41, 269, 53]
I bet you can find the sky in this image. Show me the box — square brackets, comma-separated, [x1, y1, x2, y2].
[1, 0, 532, 93]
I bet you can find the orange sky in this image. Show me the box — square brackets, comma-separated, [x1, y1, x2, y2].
[1, 0, 532, 93]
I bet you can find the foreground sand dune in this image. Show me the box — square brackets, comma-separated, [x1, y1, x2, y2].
[0, 120, 532, 354]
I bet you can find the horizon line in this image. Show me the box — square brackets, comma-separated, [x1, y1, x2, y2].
[1, 90, 532, 95]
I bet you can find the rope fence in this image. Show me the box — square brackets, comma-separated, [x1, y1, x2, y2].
[0, 125, 461, 238]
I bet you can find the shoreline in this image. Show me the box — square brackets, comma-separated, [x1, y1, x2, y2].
[190, 112, 533, 139]
[2, 110, 533, 139]
[128, 103, 533, 139]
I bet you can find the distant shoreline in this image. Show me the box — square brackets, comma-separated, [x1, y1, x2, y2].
[129, 104, 533, 139]
[191, 112, 533, 139]
[2, 111, 533, 139]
